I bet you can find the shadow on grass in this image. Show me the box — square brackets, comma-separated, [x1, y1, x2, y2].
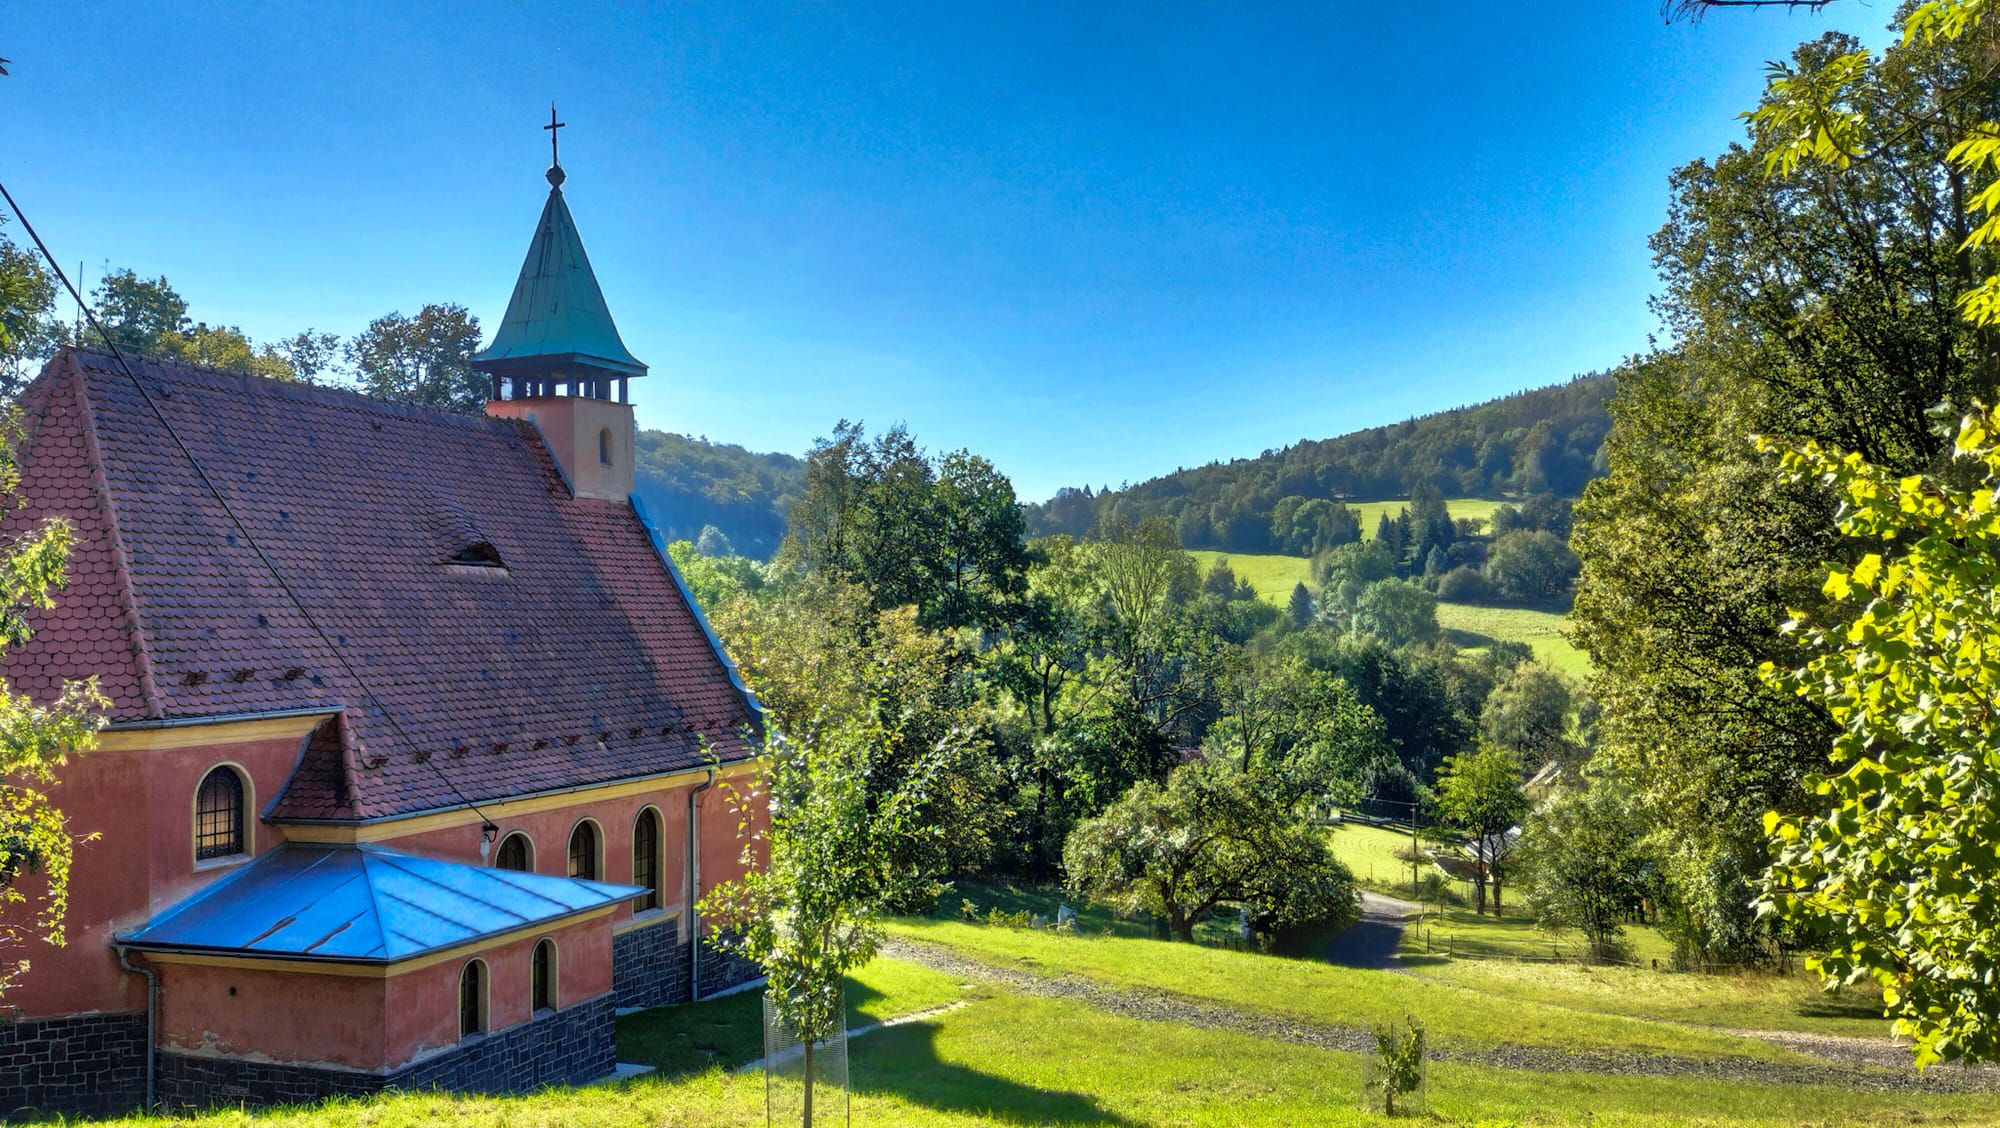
[852, 1017, 1136, 1126]
[617, 979, 894, 1081]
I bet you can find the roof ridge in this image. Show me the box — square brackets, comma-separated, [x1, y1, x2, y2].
[66, 347, 509, 433]
[63, 353, 165, 719]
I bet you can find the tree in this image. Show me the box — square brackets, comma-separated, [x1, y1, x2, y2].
[1518, 780, 1651, 959]
[275, 330, 346, 385]
[1570, 25, 2000, 960]
[931, 450, 1031, 630]
[347, 303, 485, 410]
[701, 696, 975, 1125]
[1315, 539, 1395, 627]
[1434, 743, 1526, 914]
[1349, 579, 1438, 649]
[1063, 756, 1359, 942]
[88, 269, 189, 355]
[1756, 410, 2000, 1067]
[1287, 582, 1315, 629]
[0, 217, 58, 399]
[1486, 530, 1578, 603]
[694, 525, 735, 558]
[1479, 665, 1574, 764]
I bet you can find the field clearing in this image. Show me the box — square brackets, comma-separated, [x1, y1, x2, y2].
[1350, 496, 1507, 536]
[1189, 550, 1311, 602]
[1435, 601, 1590, 678]
[1327, 820, 1427, 897]
[1188, 551, 1592, 677]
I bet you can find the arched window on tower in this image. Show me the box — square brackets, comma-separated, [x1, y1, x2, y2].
[194, 766, 246, 861]
[598, 427, 614, 466]
[568, 820, 599, 881]
[632, 808, 661, 911]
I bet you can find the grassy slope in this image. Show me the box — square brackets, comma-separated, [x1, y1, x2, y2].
[884, 919, 1803, 1063]
[95, 988, 1989, 1127]
[98, 930, 1956, 1128]
[1327, 821, 1427, 897]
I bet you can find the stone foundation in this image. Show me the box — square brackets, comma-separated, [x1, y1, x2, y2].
[612, 914, 688, 1008]
[0, 1010, 148, 1120]
[156, 992, 617, 1112]
[696, 932, 762, 998]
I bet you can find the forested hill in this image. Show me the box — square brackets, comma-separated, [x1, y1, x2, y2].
[1025, 372, 1615, 552]
[632, 430, 804, 559]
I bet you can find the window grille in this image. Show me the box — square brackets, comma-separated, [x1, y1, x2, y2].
[195, 768, 244, 860]
[568, 822, 598, 880]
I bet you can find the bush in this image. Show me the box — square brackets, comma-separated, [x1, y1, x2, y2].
[1435, 565, 1491, 602]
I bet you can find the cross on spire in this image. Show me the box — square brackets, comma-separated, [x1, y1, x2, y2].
[544, 104, 568, 188]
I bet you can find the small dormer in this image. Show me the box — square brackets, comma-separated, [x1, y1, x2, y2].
[473, 121, 643, 503]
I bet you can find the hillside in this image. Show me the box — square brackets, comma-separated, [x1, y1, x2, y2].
[1026, 372, 1614, 551]
[632, 430, 804, 558]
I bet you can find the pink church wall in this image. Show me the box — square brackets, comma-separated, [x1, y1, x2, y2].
[156, 963, 387, 1069]
[0, 731, 309, 1018]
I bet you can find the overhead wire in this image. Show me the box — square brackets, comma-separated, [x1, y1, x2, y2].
[0, 178, 499, 832]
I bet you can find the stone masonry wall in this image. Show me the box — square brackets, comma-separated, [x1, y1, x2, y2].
[156, 993, 616, 1113]
[612, 915, 688, 1008]
[696, 932, 762, 999]
[0, 1010, 148, 1120]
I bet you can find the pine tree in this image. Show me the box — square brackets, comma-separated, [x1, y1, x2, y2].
[1287, 582, 1315, 628]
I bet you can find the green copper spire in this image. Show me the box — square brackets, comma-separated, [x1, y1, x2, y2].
[471, 153, 646, 385]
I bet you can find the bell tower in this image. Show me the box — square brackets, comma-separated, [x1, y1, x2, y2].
[474, 108, 646, 503]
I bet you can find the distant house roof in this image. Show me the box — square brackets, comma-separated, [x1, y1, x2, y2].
[469, 183, 646, 380]
[1, 349, 759, 821]
[116, 844, 643, 963]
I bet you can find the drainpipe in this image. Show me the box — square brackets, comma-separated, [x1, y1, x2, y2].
[115, 946, 156, 1113]
[687, 768, 715, 1002]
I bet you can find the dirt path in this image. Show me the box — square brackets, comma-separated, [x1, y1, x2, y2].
[881, 937, 2000, 1093]
[1317, 891, 1419, 970]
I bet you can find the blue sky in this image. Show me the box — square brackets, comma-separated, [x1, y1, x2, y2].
[4, 2, 1864, 500]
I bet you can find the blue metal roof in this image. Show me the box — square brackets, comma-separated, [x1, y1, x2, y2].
[117, 844, 645, 963]
[469, 184, 647, 379]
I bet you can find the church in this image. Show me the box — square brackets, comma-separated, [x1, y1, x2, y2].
[0, 145, 766, 1117]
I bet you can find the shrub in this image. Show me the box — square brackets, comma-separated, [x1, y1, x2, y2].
[1435, 565, 1491, 602]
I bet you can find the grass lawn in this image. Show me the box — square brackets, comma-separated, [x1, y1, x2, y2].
[1400, 905, 1674, 966]
[884, 919, 1806, 1064]
[1326, 820, 1432, 897]
[1435, 600, 1590, 678]
[92, 988, 1991, 1127]
[1413, 958, 1895, 1041]
[615, 956, 982, 1078]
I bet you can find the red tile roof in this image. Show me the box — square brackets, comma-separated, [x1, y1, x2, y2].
[1, 349, 760, 821]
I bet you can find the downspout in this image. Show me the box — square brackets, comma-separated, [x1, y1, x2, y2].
[116, 946, 156, 1113]
[687, 767, 716, 1001]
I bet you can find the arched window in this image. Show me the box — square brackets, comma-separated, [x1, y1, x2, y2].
[195, 767, 246, 861]
[532, 938, 556, 1013]
[632, 808, 661, 911]
[458, 960, 487, 1039]
[494, 832, 532, 872]
[598, 427, 614, 466]
[568, 821, 599, 880]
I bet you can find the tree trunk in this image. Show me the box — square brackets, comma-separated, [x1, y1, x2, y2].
[802, 1039, 814, 1128]
[1168, 906, 1195, 943]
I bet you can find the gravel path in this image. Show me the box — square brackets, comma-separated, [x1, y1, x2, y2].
[1317, 891, 1419, 970]
[882, 937, 2000, 1093]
